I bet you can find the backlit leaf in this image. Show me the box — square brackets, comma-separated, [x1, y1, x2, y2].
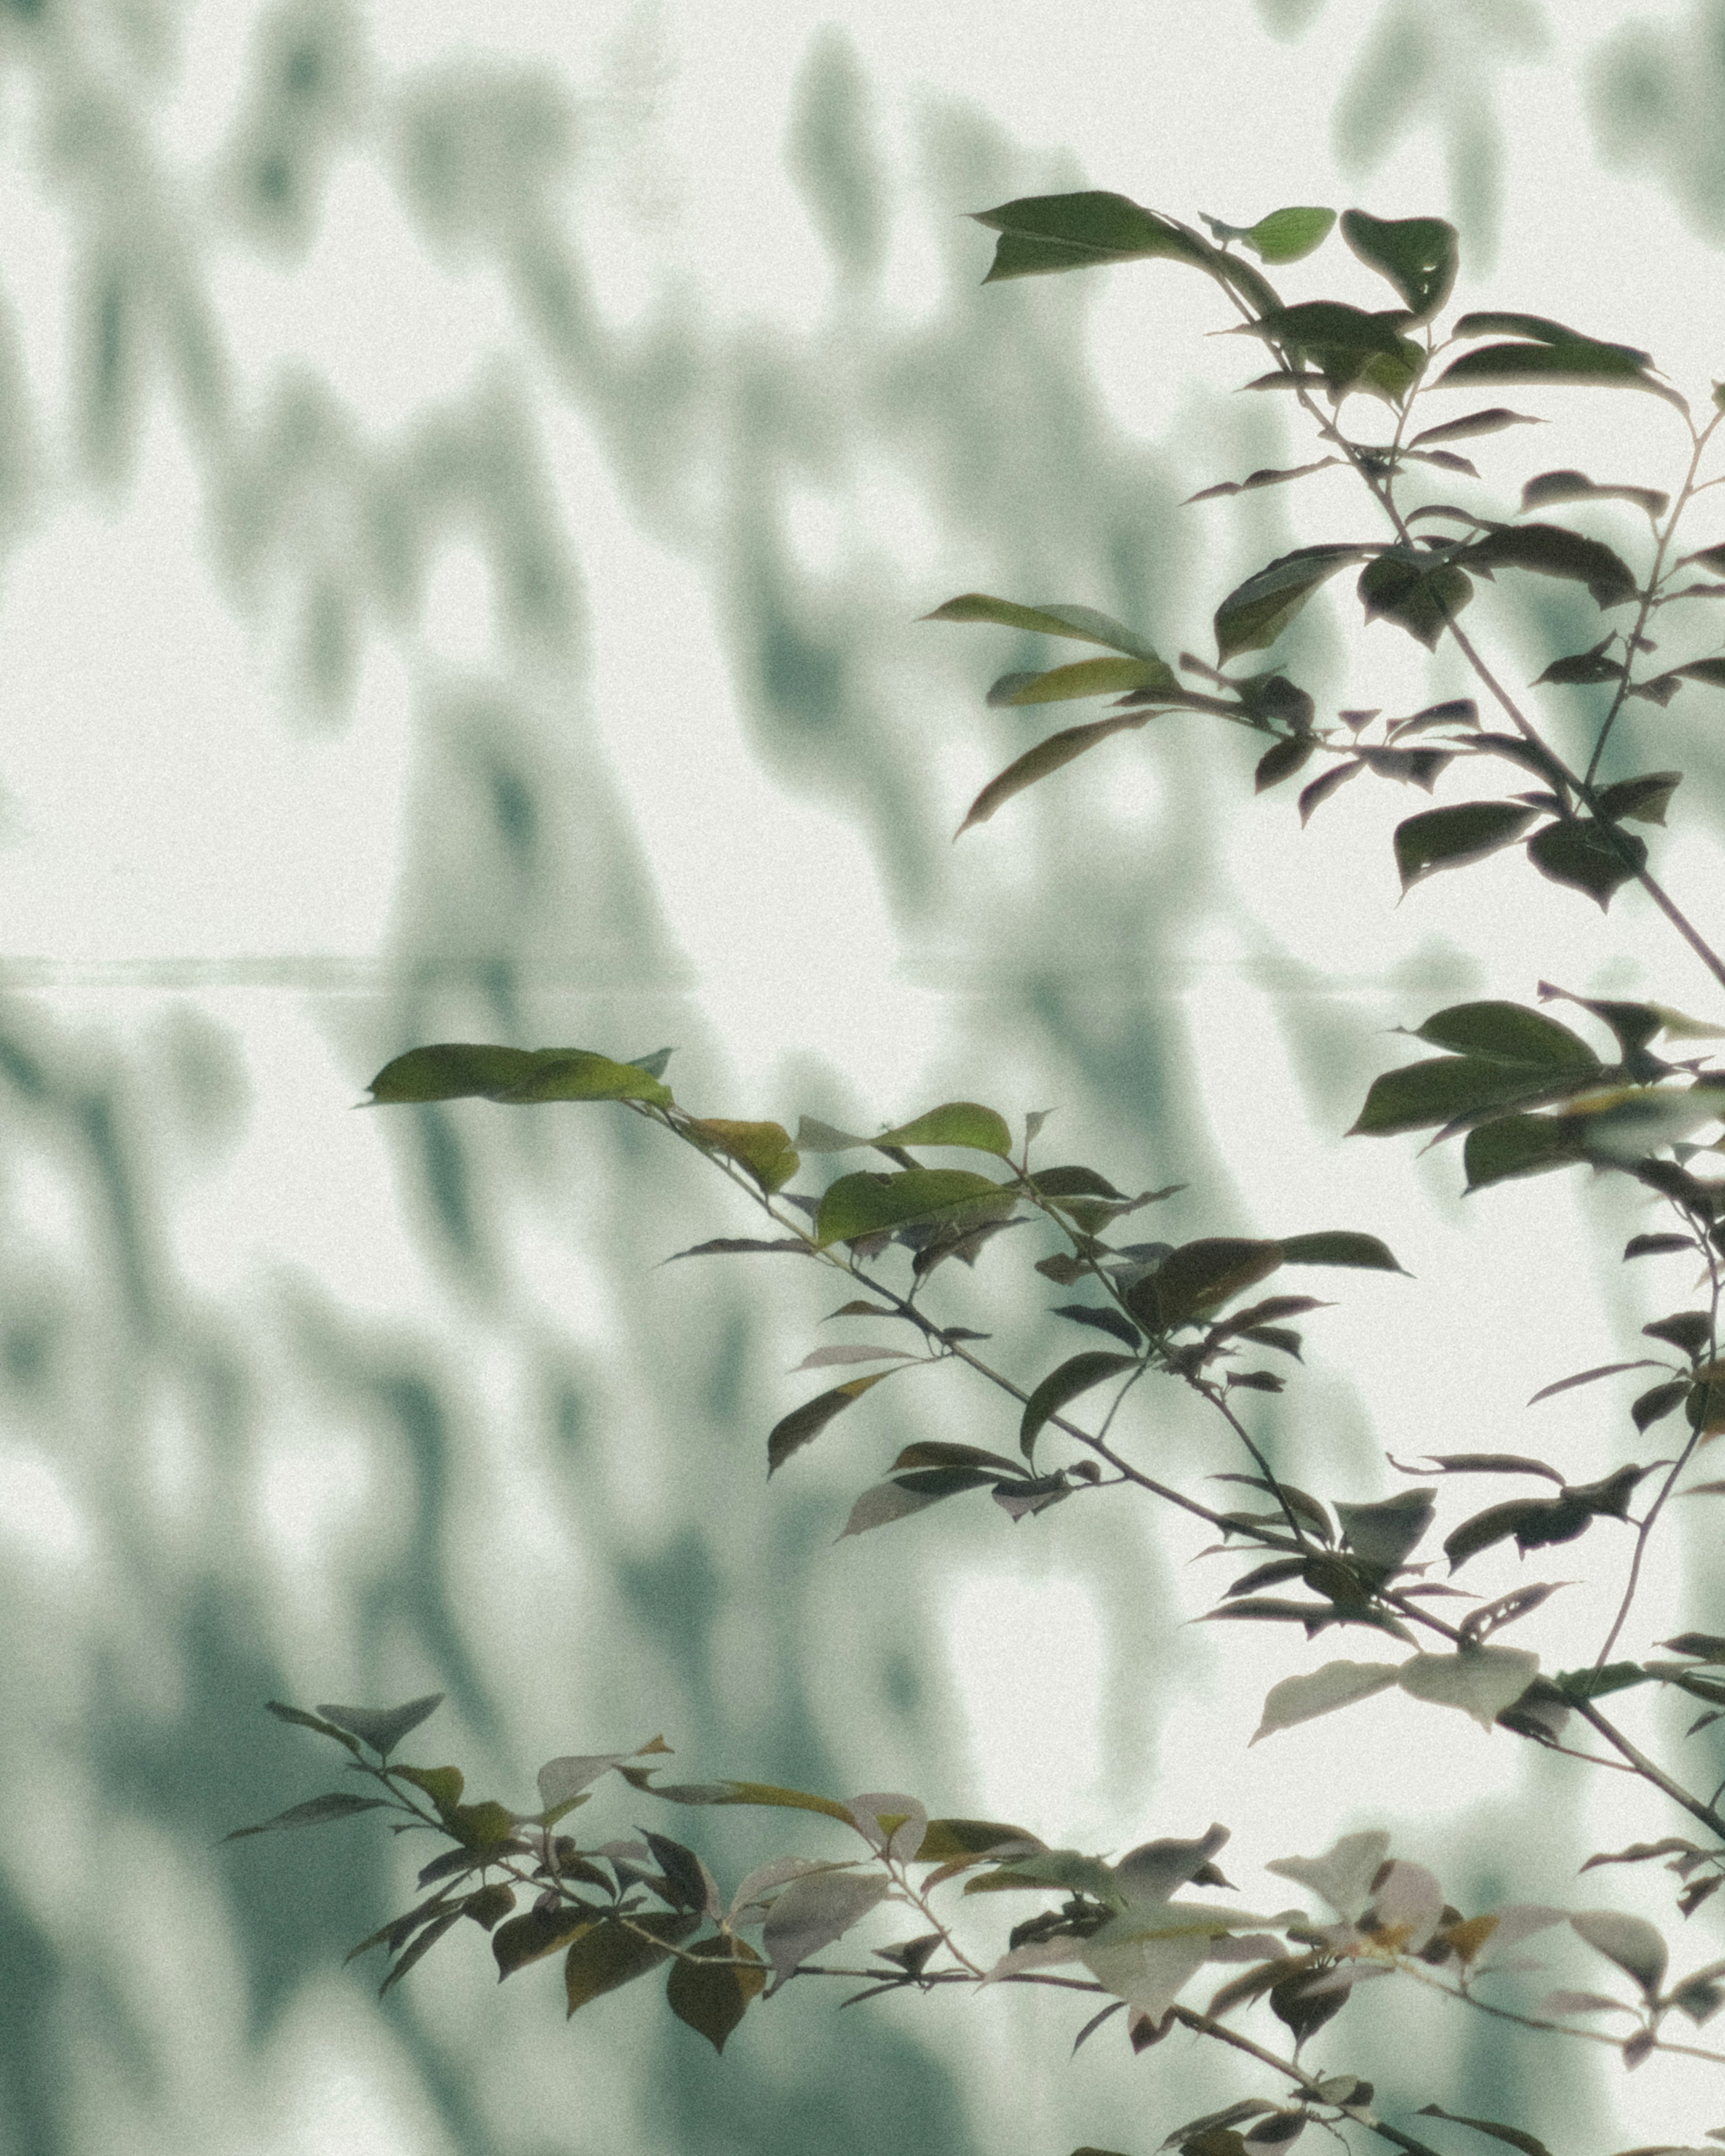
[1340, 209, 1457, 320]
[1571, 1911, 1667, 2000]
[682, 1118, 800, 1193]
[367, 1044, 673, 1107]
[970, 191, 1217, 284]
[1397, 1648, 1540, 1730]
[493, 1903, 600, 1978]
[1251, 1659, 1399, 1743]
[1213, 545, 1374, 661]
[921, 591, 1159, 658]
[872, 1102, 1015, 1156]
[767, 1373, 894, 1476]
[989, 655, 1177, 704]
[1393, 801, 1539, 888]
[1413, 1001, 1600, 1068]
[762, 1870, 891, 1985]
[667, 1935, 765, 2053]
[1244, 205, 1337, 263]
[1019, 1350, 1138, 1459]
[314, 1694, 445, 1757]
[225, 1791, 390, 1839]
[815, 1167, 1013, 1246]
[956, 710, 1155, 835]
[1350, 1055, 1580, 1138]
[1463, 1114, 1581, 1188]
[565, 1913, 699, 2016]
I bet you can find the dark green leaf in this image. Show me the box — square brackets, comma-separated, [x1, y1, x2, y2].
[1554, 1664, 1654, 1702]
[1445, 1495, 1602, 1569]
[1238, 1325, 1303, 1359]
[367, 1045, 672, 1107]
[1030, 1166, 1128, 1200]
[956, 710, 1155, 835]
[1655, 1307, 1721, 1354]
[1350, 1055, 1580, 1138]
[892, 1440, 1029, 1476]
[1277, 1230, 1407, 1273]
[226, 1791, 390, 1840]
[1255, 736, 1316, 791]
[1534, 642, 1626, 688]
[1527, 819, 1646, 908]
[663, 1237, 808, 1261]
[1247, 300, 1413, 355]
[1624, 1234, 1694, 1260]
[1299, 760, 1361, 824]
[1393, 801, 1539, 888]
[667, 1935, 765, 2053]
[462, 1883, 516, 1932]
[767, 1373, 893, 1476]
[1355, 745, 1455, 788]
[1635, 1379, 1691, 1432]
[1461, 523, 1638, 609]
[1435, 341, 1662, 393]
[1417, 2105, 1555, 2156]
[970, 191, 1217, 283]
[988, 655, 1177, 705]
[1019, 1351, 1138, 1459]
[1185, 458, 1341, 505]
[1051, 1302, 1144, 1348]
[1413, 1001, 1600, 1068]
[1521, 469, 1668, 518]
[1596, 773, 1681, 827]
[1357, 554, 1472, 649]
[1453, 312, 1653, 362]
[313, 1694, 445, 1757]
[1408, 408, 1544, 447]
[1406, 1452, 1565, 1480]
[1132, 1238, 1285, 1328]
[815, 1167, 1013, 1246]
[1340, 209, 1457, 320]
[1463, 1114, 1582, 1188]
[377, 1905, 466, 1996]
[922, 592, 1159, 657]
[1213, 545, 1374, 661]
[1527, 1359, 1664, 1405]
[641, 1832, 712, 1914]
[264, 1701, 363, 1755]
[565, 1913, 700, 2016]
[1335, 1489, 1434, 1571]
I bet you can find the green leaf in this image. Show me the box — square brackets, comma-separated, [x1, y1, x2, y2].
[1185, 459, 1342, 506]
[913, 1817, 1042, 1862]
[1398, 1647, 1540, 1730]
[988, 655, 1177, 705]
[1417, 2105, 1556, 2156]
[681, 1118, 800, 1193]
[1350, 1056, 1581, 1138]
[1019, 1350, 1139, 1459]
[565, 1913, 699, 2016]
[667, 1935, 765, 2053]
[767, 1373, 894, 1476]
[815, 1167, 1015, 1246]
[366, 1045, 672, 1108]
[1134, 1238, 1286, 1329]
[1624, 1235, 1695, 1261]
[1463, 1114, 1582, 1189]
[1533, 640, 1625, 688]
[394, 1764, 464, 1817]
[921, 592, 1159, 658]
[225, 1791, 391, 1839]
[1247, 300, 1413, 356]
[1438, 338, 1666, 390]
[493, 1902, 601, 1978]
[1461, 522, 1638, 609]
[1527, 819, 1646, 908]
[1340, 209, 1458, 321]
[955, 709, 1156, 835]
[378, 1904, 467, 1996]
[1357, 553, 1472, 649]
[970, 191, 1216, 283]
[1251, 1659, 1400, 1743]
[1277, 1231, 1407, 1273]
[1393, 801, 1539, 888]
[1051, 1302, 1144, 1348]
[314, 1694, 445, 1757]
[1521, 469, 1668, 518]
[1254, 736, 1316, 792]
[1408, 408, 1545, 447]
[1213, 546, 1374, 661]
[264, 1701, 363, 1754]
[1451, 311, 1653, 363]
[1596, 772, 1681, 827]
[871, 1103, 1014, 1157]
[1413, 1001, 1601, 1068]
[1243, 205, 1336, 263]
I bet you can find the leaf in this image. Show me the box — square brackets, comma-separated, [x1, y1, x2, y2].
[313, 1694, 445, 1758]
[1527, 819, 1646, 908]
[377, 1905, 466, 1996]
[1213, 545, 1374, 661]
[1277, 1231, 1407, 1273]
[1357, 553, 1473, 649]
[1397, 1648, 1540, 1731]
[1255, 736, 1317, 792]
[1597, 773, 1682, 827]
[493, 1902, 602, 1978]
[1644, 1311, 1713, 1357]
[1244, 205, 1337, 263]
[1633, 1380, 1690, 1432]
[225, 1791, 390, 1840]
[564, 1913, 699, 2016]
[1251, 1660, 1399, 1742]
[1350, 1055, 1581, 1138]
[1340, 209, 1458, 321]
[1461, 523, 1639, 610]
[1051, 1302, 1144, 1348]
[366, 1044, 672, 1107]
[1134, 1238, 1286, 1330]
[1535, 644, 1626, 688]
[989, 655, 1177, 705]
[1521, 469, 1668, 518]
[1444, 1497, 1592, 1569]
[767, 1373, 894, 1476]
[1527, 1359, 1664, 1405]
[956, 710, 1155, 835]
[871, 1102, 1015, 1156]
[838, 1476, 978, 1537]
[1409, 408, 1545, 447]
[1417, 2106, 1556, 2156]
[1245, 299, 1414, 360]
[1571, 1910, 1668, 2001]
[263, 1701, 363, 1754]
[794, 1344, 917, 1371]
[666, 1935, 765, 2053]
[815, 1167, 1013, 1246]
[682, 1118, 799, 1193]
[1462, 1114, 1582, 1189]
[1393, 801, 1540, 888]
[1019, 1351, 1138, 1459]
[1662, 1634, 1725, 1661]
[1436, 341, 1665, 395]
[1185, 459, 1341, 506]
[762, 1870, 891, 1985]
[1414, 1000, 1601, 1068]
[1335, 1490, 1434, 1572]
[663, 1237, 808, 1261]
[969, 191, 1218, 285]
[1402, 1452, 1565, 1481]
[921, 591, 1159, 658]
[537, 1739, 672, 1813]
[1299, 760, 1361, 824]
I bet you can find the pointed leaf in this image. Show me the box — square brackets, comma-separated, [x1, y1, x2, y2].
[1416, 2107, 1556, 2156]
[872, 1103, 1014, 1156]
[367, 1045, 673, 1107]
[314, 1694, 445, 1757]
[1213, 546, 1373, 661]
[922, 591, 1158, 658]
[1051, 1302, 1144, 1348]
[682, 1118, 799, 1193]
[1521, 470, 1668, 518]
[1596, 773, 1681, 827]
[1571, 1911, 1668, 2001]
[1244, 206, 1336, 262]
[226, 1792, 390, 1840]
[815, 1168, 1012, 1246]
[793, 1344, 918, 1371]
[1436, 342, 1664, 393]
[956, 710, 1155, 835]
[663, 1237, 808, 1261]
[564, 1913, 699, 2015]
[1335, 1490, 1434, 1571]
[1251, 1660, 1399, 1743]
[1358, 554, 1472, 649]
[1409, 408, 1544, 447]
[1350, 1054, 1579, 1137]
[1413, 1002, 1601, 1068]
[989, 655, 1177, 705]
[1277, 1231, 1406, 1273]
[667, 1935, 765, 2053]
[1527, 818, 1646, 908]
[762, 1870, 891, 1985]
[1462, 523, 1638, 609]
[1019, 1350, 1138, 1459]
[970, 191, 1218, 284]
[767, 1373, 893, 1476]
[1393, 802, 1539, 888]
[1398, 1648, 1540, 1730]
[1133, 1238, 1284, 1329]
[1340, 210, 1457, 321]
[493, 1903, 602, 1978]
[1463, 1113, 1581, 1188]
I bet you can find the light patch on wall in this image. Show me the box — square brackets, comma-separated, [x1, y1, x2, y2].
[255, 1427, 374, 1570]
[941, 1568, 1103, 1829]
[0, 1445, 93, 1567]
[417, 537, 497, 667]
